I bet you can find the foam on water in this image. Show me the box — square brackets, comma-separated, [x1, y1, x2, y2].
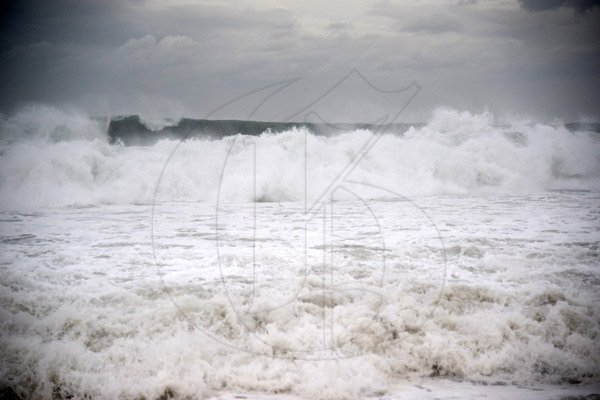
[1, 194, 599, 399]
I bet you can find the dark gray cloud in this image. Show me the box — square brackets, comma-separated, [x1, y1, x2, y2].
[519, 0, 600, 12]
[0, 0, 140, 51]
[0, 0, 599, 121]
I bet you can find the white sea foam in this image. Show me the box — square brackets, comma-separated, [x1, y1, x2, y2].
[1, 194, 599, 399]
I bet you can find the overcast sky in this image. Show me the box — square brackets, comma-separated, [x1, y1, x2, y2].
[0, 0, 599, 122]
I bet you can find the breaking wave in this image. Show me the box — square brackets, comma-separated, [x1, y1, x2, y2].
[1, 106, 599, 209]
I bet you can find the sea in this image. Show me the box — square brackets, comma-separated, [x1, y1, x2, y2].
[0, 106, 599, 399]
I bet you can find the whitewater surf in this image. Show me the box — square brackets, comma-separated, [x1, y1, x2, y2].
[0, 106, 599, 399]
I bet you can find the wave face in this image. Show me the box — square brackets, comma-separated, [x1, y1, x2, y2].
[1, 106, 600, 209]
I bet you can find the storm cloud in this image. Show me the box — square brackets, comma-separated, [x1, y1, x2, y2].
[0, 0, 599, 121]
[519, 0, 600, 13]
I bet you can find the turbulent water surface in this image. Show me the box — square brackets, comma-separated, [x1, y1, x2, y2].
[0, 107, 599, 399]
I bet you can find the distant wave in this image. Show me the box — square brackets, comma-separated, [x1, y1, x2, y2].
[0, 106, 599, 209]
[107, 115, 418, 145]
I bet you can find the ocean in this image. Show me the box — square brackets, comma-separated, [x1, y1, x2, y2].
[0, 106, 599, 399]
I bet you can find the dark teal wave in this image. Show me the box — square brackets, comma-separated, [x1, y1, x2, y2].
[107, 115, 421, 145]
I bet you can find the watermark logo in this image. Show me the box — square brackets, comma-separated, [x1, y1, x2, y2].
[151, 70, 447, 360]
